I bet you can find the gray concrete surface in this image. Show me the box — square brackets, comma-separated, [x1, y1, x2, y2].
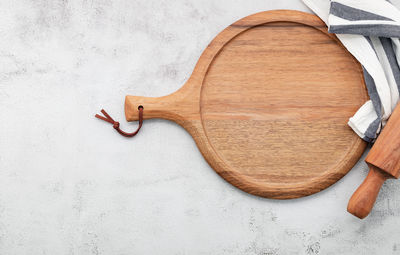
[1, 0, 400, 254]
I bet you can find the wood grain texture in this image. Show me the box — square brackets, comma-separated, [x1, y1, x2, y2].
[124, 10, 367, 199]
[348, 101, 400, 218]
[365, 102, 400, 178]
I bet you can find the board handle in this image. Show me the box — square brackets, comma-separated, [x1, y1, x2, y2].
[347, 165, 389, 219]
[125, 85, 198, 122]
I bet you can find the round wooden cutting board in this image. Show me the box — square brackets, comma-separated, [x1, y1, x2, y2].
[124, 10, 368, 199]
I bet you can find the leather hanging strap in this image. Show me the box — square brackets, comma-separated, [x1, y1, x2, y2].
[95, 106, 143, 137]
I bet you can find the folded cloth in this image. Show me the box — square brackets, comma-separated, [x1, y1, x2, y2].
[302, 0, 400, 142]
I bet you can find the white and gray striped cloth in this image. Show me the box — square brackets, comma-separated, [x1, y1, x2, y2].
[302, 0, 400, 142]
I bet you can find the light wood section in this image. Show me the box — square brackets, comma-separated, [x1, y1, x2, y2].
[125, 10, 367, 199]
[348, 102, 400, 218]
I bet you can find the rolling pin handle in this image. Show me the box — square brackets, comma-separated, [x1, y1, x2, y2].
[347, 165, 389, 219]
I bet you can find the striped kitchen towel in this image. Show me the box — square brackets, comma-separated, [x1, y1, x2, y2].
[302, 0, 400, 142]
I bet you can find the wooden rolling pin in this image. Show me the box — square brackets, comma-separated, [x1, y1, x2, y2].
[348, 103, 400, 219]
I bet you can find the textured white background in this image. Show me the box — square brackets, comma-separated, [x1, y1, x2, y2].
[1, 0, 400, 254]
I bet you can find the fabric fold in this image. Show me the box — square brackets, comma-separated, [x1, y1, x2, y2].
[302, 0, 400, 142]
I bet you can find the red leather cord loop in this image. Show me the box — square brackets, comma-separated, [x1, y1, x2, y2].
[95, 107, 143, 137]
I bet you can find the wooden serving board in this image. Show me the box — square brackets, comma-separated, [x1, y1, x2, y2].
[125, 10, 368, 199]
